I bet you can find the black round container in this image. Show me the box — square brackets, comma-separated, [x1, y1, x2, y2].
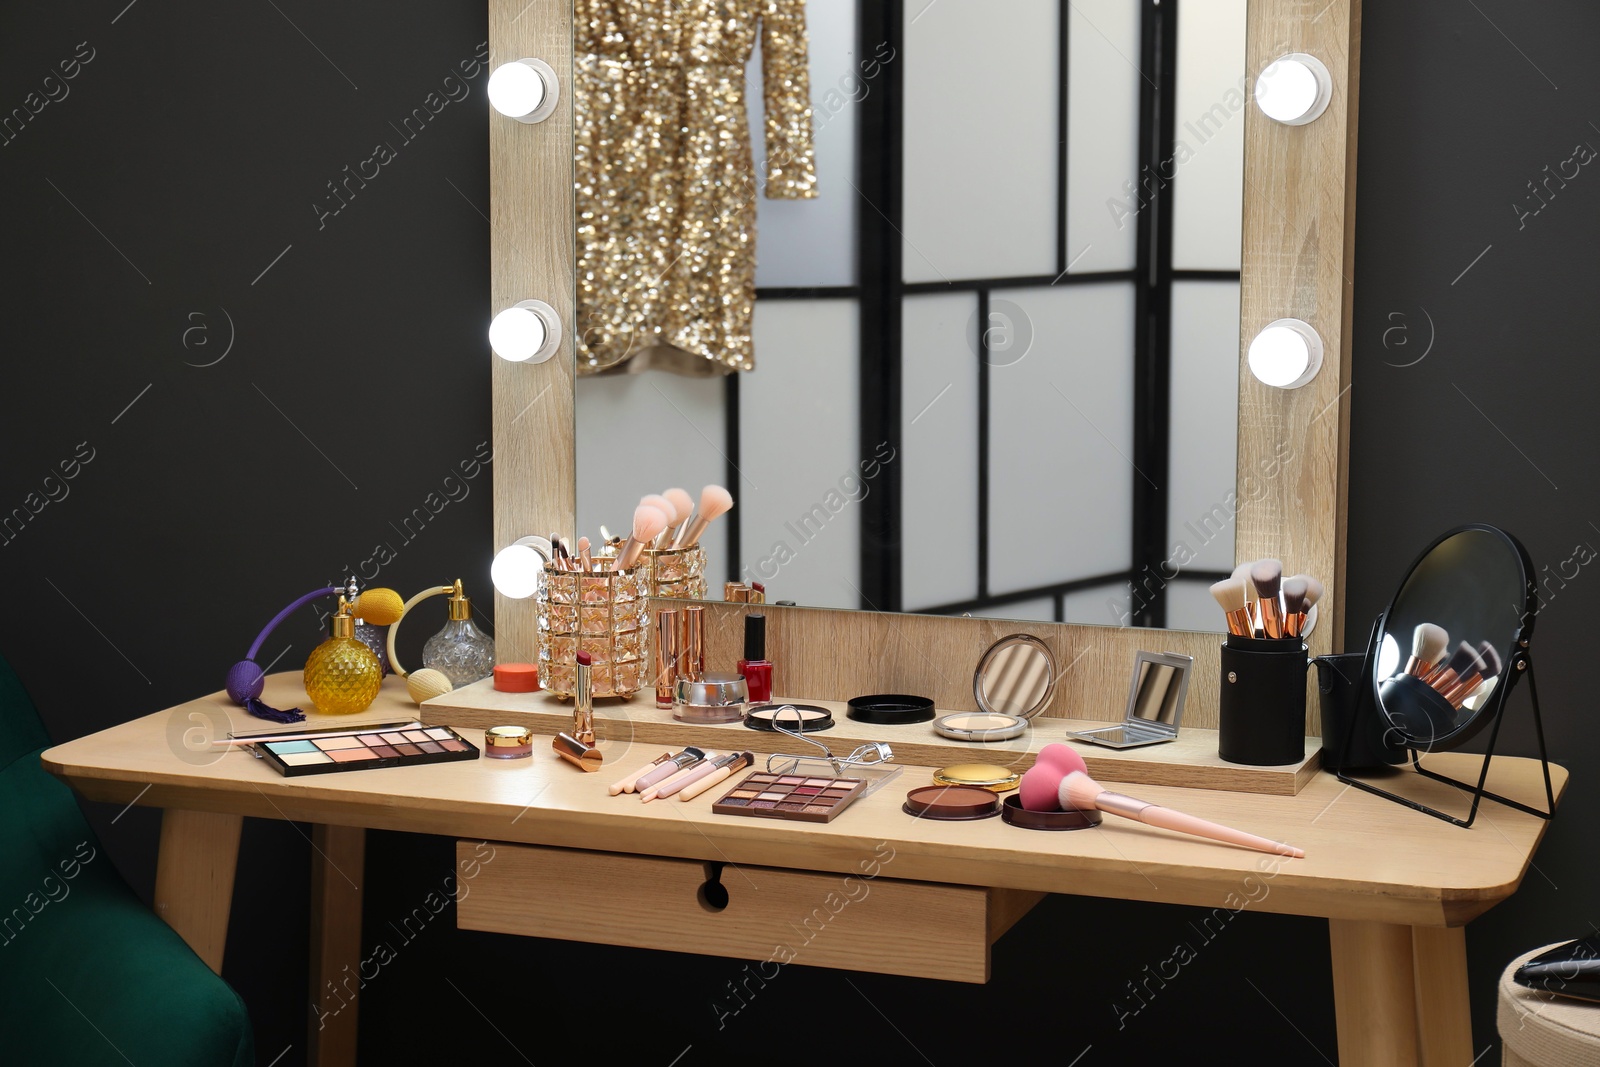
[1218, 634, 1309, 766]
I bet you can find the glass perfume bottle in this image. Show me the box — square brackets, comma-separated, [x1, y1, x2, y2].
[422, 579, 495, 686]
[303, 596, 383, 714]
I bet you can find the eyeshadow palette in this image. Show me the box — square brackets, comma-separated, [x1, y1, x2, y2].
[255, 726, 479, 777]
[711, 771, 867, 823]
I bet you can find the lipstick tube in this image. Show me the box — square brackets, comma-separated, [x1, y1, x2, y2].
[655, 608, 679, 709]
[679, 606, 705, 682]
[573, 651, 594, 746]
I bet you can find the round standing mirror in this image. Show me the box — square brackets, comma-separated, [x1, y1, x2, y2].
[1372, 525, 1535, 751]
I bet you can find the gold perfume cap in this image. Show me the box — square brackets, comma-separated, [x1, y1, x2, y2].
[329, 596, 355, 639]
[447, 578, 471, 620]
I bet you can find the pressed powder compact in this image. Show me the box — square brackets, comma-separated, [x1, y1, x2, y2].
[744, 703, 833, 732]
[484, 724, 533, 759]
[935, 634, 1058, 742]
[1001, 793, 1103, 831]
[932, 764, 1022, 792]
[675, 672, 747, 724]
[902, 784, 1002, 821]
[846, 693, 935, 725]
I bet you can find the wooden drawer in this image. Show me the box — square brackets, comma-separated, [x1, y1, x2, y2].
[456, 841, 1042, 983]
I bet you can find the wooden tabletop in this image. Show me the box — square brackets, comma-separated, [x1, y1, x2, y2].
[43, 673, 1566, 927]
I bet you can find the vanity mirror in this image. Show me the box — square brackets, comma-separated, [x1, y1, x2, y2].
[571, 0, 1247, 630]
[487, 0, 1360, 708]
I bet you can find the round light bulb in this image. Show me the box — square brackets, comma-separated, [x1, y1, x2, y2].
[489, 62, 546, 118]
[491, 543, 544, 600]
[487, 58, 558, 124]
[489, 304, 547, 362]
[1255, 54, 1332, 126]
[1247, 319, 1323, 389]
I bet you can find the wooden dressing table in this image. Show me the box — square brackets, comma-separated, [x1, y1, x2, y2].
[45, 672, 1563, 1067]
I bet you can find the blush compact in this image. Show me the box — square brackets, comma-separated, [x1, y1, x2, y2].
[846, 693, 935, 725]
[902, 784, 1001, 821]
[744, 703, 834, 732]
[1000, 794, 1102, 831]
[932, 764, 1021, 792]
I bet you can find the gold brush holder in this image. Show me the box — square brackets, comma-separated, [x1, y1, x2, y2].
[537, 563, 648, 698]
[635, 545, 707, 601]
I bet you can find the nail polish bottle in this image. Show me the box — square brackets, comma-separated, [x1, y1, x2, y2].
[737, 613, 773, 704]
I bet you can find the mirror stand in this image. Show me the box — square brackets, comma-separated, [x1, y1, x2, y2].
[1336, 632, 1556, 829]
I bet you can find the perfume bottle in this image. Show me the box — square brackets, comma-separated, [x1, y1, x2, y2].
[422, 579, 495, 686]
[343, 576, 391, 675]
[303, 596, 383, 714]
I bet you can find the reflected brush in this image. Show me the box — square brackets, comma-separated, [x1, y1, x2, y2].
[674, 484, 734, 550]
[1426, 643, 1480, 695]
[1209, 577, 1252, 637]
[1444, 642, 1502, 706]
[1404, 623, 1449, 678]
[1250, 559, 1285, 639]
[656, 487, 693, 549]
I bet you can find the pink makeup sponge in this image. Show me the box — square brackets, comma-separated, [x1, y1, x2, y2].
[1019, 764, 1064, 811]
[1036, 743, 1084, 772]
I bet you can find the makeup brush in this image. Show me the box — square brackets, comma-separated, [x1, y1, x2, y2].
[640, 750, 724, 802]
[1297, 575, 1326, 636]
[608, 751, 674, 795]
[1209, 577, 1253, 637]
[1426, 642, 1481, 695]
[612, 505, 669, 571]
[674, 484, 734, 550]
[679, 752, 755, 801]
[1230, 561, 1259, 632]
[577, 536, 593, 572]
[1403, 623, 1449, 678]
[657, 487, 694, 548]
[1280, 577, 1309, 638]
[1020, 746, 1302, 857]
[1250, 559, 1285, 639]
[1444, 642, 1503, 706]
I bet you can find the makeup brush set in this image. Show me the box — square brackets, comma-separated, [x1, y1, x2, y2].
[544, 484, 733, 576]
[1208, 559, 1325, 640]
[1396, 624, 1503, 711]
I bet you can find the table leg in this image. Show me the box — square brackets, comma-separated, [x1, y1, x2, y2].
[1329, 918, 1420, 1066]
[309, 825, 365, 1067]
[153, 808, 242, 974]
[1412, 926, 1473, 1067]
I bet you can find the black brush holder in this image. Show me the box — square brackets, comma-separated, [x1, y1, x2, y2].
[1218, 634, 1308, 766]
[1316, 648, 1405, 770]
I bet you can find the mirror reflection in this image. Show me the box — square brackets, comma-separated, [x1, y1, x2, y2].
[574, 0, 1247, 630]
[1373, 528, 1531, 747]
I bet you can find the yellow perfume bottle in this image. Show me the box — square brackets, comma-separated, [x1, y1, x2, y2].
[303, 596, 383, 714]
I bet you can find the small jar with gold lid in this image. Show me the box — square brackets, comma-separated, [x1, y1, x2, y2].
[484, 725, 533, 760]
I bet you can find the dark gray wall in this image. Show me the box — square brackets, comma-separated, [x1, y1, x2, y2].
[2, 1, 1595, 1064]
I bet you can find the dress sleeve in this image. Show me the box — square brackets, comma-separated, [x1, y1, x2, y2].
[759, 0, 818, 199]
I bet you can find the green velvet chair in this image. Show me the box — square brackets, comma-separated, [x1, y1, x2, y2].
[0, 654, 254, 1066]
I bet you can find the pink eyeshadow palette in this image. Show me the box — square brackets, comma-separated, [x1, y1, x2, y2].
[711, 771, 867, 823]
[256, 726, 478, 777]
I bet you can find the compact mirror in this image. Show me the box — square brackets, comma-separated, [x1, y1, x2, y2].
[934, 635, 1056, 742]
[1372, 525, 1535, 750]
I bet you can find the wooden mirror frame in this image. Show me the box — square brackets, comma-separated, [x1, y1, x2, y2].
[486, 0, 1360, 732]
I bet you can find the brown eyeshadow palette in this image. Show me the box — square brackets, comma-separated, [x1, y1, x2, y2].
[255, 726, 479, 777]
[711, 771, 867, 823]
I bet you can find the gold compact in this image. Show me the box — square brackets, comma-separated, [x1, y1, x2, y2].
[934, 635, 1058, 742]
[932, 764, 1021, 792]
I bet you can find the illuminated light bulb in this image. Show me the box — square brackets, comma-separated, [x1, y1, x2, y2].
[491, 538, 550, 600]
[1247, 318, 1323, 390]
[489, 299, 562, 363]
[488, 58, 559, 124]
[1255, 54, 1333, 126]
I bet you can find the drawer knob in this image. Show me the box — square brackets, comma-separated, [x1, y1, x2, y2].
[698, 862, 729, 912]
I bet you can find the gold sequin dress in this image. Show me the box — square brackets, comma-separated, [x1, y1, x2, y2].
[575, 0, 818, 376]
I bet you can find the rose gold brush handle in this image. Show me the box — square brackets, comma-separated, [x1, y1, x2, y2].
[679, 764, 735, 801]
[1096, 790, 1304, 858]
